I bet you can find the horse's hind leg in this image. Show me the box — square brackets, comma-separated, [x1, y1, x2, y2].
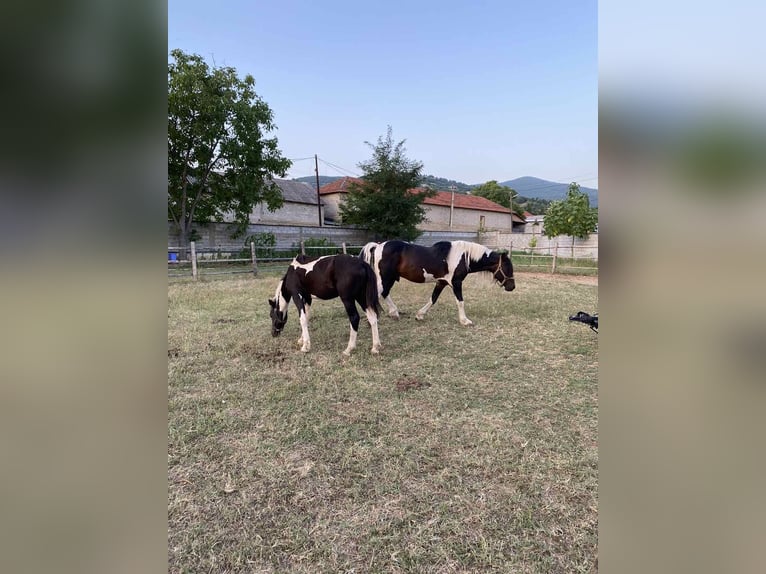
[416, 281, 448, 321]
[341, 298, 361, 356]
[364, 306, 381, 354]
[380, 276, 400, 319]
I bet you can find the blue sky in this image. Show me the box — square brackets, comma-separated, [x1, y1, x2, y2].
[169, 0, 597, 187]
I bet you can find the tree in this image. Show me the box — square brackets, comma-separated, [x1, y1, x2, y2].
[168, 49, 291, 251]
[543, 182, 598, 257]
[339, 127, 434, 241]
[471, 180, 524, 216]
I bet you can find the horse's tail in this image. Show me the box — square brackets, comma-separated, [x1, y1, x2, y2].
[362, 261, 382, 316]
[359, 242, 378, 266]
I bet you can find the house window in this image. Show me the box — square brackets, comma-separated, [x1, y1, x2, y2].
[479, 215, 486, 231]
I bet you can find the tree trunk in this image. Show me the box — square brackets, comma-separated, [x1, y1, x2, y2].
[178, 224, 189, 261]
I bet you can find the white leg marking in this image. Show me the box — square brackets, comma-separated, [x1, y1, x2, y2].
[457, 300, 473, 326]
[385, 295, 400, 319]
[343, 324, 358, 356]
[299, 309, 311, 352]
[304, 303, 310, 321]
[366, 308, 381, 354]
[416, 300, 432, 321]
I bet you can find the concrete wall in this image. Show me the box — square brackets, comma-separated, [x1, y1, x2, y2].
[321, 193, 512, 232]
[250, 201, 321, 226]
[422, 204, 512, 232]
[320, 193, 343, 221]
[169, 221, 479, 252]
[480, 231, 599, 259]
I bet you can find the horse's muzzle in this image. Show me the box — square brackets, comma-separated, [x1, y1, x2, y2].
[271, 328, 282, 337]
[504, 279, 516, 291]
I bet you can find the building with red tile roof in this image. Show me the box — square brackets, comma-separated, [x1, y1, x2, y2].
[319, 177, 526, 232]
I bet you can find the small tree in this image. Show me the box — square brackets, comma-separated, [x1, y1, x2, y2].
[168, 50, 291, 253]
[339, 127, 434, 241]
[472, 180, 524, 216]
[543, 183, 598, 258]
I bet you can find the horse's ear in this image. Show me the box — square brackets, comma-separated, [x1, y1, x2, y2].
[268, 298, 276, 308]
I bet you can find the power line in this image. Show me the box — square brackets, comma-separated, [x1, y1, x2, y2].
[318, 158, 361, 178]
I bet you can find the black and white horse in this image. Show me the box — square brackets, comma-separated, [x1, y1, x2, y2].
[360, 240, 515, 326]
[269, 254, 382, 355]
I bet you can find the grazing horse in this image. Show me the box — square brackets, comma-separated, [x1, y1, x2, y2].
[268, 254, 382, 355]
[360, 240, 515, 326]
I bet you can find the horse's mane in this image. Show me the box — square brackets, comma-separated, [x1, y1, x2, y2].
[451, 241, 491, 265]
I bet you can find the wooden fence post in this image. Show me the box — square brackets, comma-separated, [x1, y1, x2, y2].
[300, 240, 305, 255]
[250, 240, 258, 275]
[190, 241, 198, 280]
[551, 241, 558, 274]
[341, 242, 347, 254]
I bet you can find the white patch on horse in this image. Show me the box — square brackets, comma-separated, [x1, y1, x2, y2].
[442, 241, 490, 286]
[273, 280, 289, 313]
[290, 255, 333, 275]
[299, 309, 310, 352]
[422, 269, 437, 282]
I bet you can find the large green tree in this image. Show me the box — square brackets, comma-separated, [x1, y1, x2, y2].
[168, 49, 291, 249]
[472, 180, 524, 216]
[543, 182, 599, 257]
[339, 127, 434, 241]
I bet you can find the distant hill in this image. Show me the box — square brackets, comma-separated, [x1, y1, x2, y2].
[419, 175, 473, 192]
[499, 177, 598, 206]
[294, 174, 598, 207]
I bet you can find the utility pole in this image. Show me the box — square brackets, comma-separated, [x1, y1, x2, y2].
[448, 185, 457, 229]
[314, 154, 322, 227]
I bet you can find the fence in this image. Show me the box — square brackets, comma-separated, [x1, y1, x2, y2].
[169, 237, 598, 280]
[484, 238, 598, 276]
[168, 240, 368, 280]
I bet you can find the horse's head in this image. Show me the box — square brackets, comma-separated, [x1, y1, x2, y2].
[493, 252, 515, 291]
[268, 297, 288, 337]
[269, 280, 289, 337]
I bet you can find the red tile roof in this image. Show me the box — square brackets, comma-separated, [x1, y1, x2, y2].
[320, 178, 513, 215]
[318, 177, 364, 195]
[411, 188, 511, 214]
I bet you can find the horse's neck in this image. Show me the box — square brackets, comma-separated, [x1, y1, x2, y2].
[467, 251, 498, 273]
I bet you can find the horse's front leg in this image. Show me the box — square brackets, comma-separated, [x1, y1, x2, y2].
[297, 294, 312, 347]
[293, 294, 311, 352]
[341, 298, 361, 356]
[452, 280, 473, 326]
[416, 281, 448, 321]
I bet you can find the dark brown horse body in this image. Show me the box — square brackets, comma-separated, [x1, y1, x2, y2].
[269, 254, 382, 355]
[360, 240, 515, 326]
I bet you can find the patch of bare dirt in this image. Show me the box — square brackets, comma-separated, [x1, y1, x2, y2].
[394, 377, 431, 392]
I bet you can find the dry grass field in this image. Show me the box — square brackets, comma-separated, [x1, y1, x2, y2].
[168, 270, 598, 573]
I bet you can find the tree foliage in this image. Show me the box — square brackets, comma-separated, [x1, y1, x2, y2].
[471, 180, 524, 216]
[543, 183, 598, 239]
[168, 49, 291, 245]
[339, 127, 434, 241]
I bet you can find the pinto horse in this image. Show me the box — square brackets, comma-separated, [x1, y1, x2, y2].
[360, 240, 515, 326]
[269, 254, 382, 355]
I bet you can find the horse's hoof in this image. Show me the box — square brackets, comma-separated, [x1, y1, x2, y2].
[460, 319, 474, 326]
[415, 314, 425, 321]
[342, 349, 352, 357]
[389, 313, 400, 320]
[301, 345, 310, 353]
[371, 347, 380, 355]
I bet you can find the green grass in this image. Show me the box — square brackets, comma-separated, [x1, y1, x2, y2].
[168, 272, 598, 573]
